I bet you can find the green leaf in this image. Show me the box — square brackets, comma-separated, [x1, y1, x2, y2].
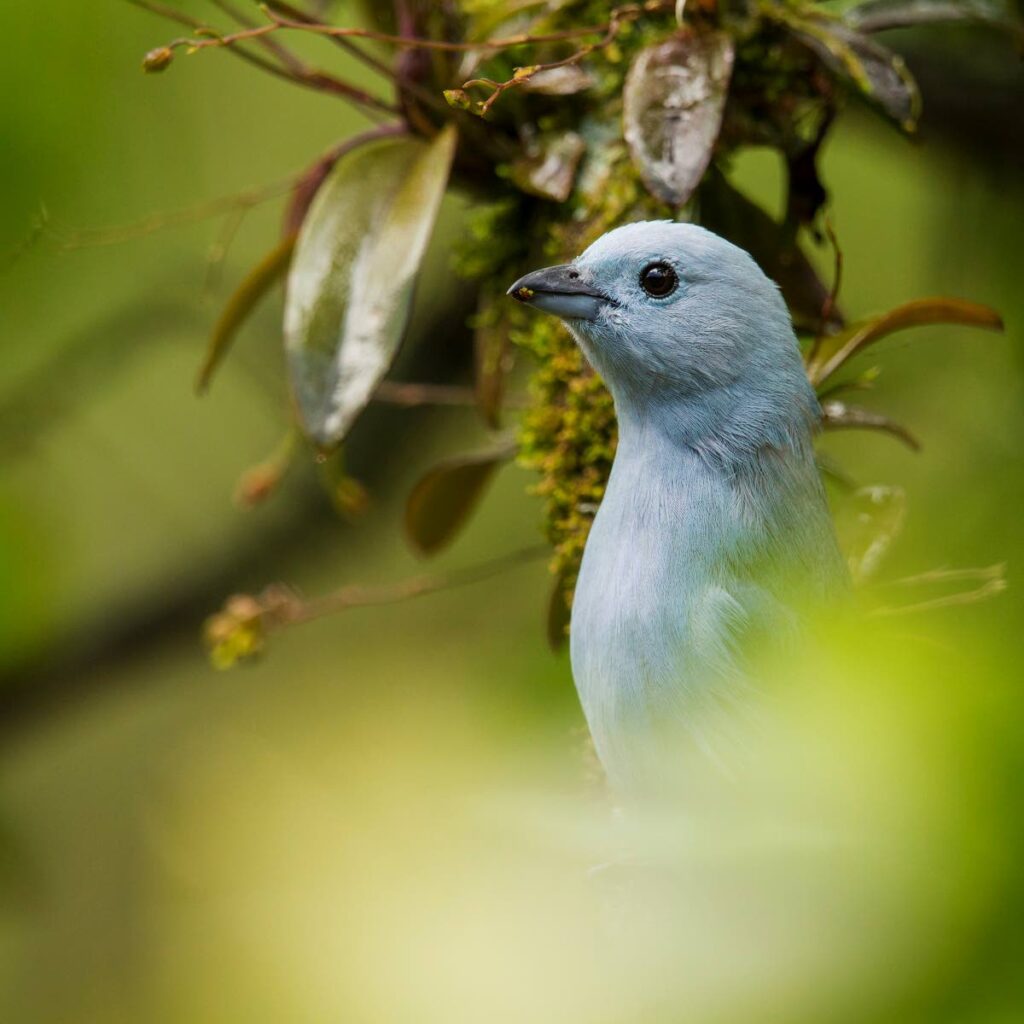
[820, 400, 920, 452]
[835, 485, 906, 585]
[848, 0, 1024, 40]
[196, 234, 295, 394]
[778, 10, 921, 131]
[808, 296, 1003, 386]
[405, 445, 515, 556]
[623, 31, 735, 207]
[284, 126, 457, 448]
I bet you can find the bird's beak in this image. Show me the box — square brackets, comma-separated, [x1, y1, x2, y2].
[507, 264, 610, 322]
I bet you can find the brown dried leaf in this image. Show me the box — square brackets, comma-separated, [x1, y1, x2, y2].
[509, 131, 587, 203]
[405, 445, 515, 556]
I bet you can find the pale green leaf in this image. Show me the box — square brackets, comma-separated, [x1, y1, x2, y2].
[284, 126, 457, 447]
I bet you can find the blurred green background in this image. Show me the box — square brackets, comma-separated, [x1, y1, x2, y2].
[1, 3, 1022, 1022]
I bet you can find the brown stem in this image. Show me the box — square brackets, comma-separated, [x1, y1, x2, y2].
[261, 544, 549, 628]
[176, 3, 667, 56]
[131, 0, 400, 115]
[373, 380, 528, 409]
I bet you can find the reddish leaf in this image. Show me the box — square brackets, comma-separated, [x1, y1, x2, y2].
[808, 297, 1003, 386]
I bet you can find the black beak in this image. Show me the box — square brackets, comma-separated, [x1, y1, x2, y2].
[507, 264, 611, 322]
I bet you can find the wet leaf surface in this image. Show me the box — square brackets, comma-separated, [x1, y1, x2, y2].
[284, 126, 457, 447]
[624, 31, 735, 207]
[808, 296, 1003, 385]
[197, 235, 295, 394]
[821, 400, 920, 452]
[835, 485, 907, 584]
[405, 445, 515, 556]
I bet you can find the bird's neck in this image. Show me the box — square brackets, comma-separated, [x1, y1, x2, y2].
[596, 386, 842, 602]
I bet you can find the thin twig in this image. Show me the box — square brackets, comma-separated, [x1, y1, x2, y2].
[463, 2, 651, 114]
[57, 176, 294, 250]
[131, 0, 400, 115]
[373, 380, 527, 408]
[870, 576, 1007, 617]
[263, 544, 550, 628]
[174, 2, 666, 56]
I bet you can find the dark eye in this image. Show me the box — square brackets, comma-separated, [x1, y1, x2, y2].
[639, 262, 678, 298]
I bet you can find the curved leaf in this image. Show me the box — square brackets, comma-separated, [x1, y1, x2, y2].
[284, 126, 457, 447]
[848, 0, 1024, 39]
[808, 296, 1003, 385]
[197, 234, 295, 394]
[778, 10, 921, 131]
[623, 31, 735, 207]
[821, 400, 921, 452]
[405, 444, 515, 556]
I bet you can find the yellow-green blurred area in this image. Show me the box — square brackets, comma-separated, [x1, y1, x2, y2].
[1, 4, 1023, 1022]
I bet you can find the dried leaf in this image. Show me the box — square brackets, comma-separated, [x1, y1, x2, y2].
[848, 0, 1023, 39]
[196, 234, 295, 394]
[405, 445, 515, 556]
[781, 12, 920, 131]
[808, 296, 1003, 386]
[284, 126, 457, 448]
[835, 485, 906, 584]
[821, 400, 920, 452]
[509, 131, 587, 203]
[521, 65, 596, 95]
[623, 31, 735, 207]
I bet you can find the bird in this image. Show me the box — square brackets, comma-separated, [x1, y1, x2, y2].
[509, 221, 848, 793]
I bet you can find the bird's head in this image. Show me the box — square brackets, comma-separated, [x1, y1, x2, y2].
[509, 221, 817, 452]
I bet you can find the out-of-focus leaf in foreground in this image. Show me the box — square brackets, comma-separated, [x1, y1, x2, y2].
[196, 234, 295, 393]
[284, 126, 457, 448]
[835, 485, 907, 584]
[405, 445, 515, 556]
[808, 296, 1004, 385]
[623, 31, 735, 207]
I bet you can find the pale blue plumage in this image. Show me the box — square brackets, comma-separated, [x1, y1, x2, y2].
[510, 222, 847, 790]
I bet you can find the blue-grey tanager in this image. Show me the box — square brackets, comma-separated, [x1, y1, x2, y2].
[510, 222, 847, 791]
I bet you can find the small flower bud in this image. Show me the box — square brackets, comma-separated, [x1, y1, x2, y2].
[443, 89, 472, 111]
[142, 47, 175, 73]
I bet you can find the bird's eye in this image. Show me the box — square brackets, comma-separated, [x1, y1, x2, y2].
[639, 262, 678, 298]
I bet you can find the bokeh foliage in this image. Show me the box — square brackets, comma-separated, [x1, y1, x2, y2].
[1, 3, 1023, 1020]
